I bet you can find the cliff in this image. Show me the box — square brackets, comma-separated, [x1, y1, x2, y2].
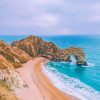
[11, 35, 87, 65]
[0, 40, 31, 69]
[0, 40, 30, 100]
[0, 35, 87, 100]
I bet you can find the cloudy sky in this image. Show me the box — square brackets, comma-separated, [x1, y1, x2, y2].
[0, 0, 100, 36]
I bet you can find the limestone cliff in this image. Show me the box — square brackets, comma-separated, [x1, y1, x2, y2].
[11, 35, 87, 65]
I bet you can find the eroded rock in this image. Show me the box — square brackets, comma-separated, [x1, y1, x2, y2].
[11, 35, 87, 65]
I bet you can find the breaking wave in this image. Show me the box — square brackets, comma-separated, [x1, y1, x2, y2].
[42, 64, 100, 100]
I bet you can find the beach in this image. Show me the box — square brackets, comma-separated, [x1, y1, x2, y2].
[15, 57, 78, 100]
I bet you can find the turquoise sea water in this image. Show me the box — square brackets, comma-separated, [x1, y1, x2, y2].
[42, 35, 100, 100]
[0, 35, 100, 100]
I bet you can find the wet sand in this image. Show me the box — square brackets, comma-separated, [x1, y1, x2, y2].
[15, 57, 79, 100]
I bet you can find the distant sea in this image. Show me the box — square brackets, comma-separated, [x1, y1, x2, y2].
[0, 35, 100, 100]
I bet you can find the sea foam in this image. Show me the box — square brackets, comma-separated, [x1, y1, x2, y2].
[42, 63, 100, 100]
[69, 55, 95, 67]
[82, 62, 95, 67]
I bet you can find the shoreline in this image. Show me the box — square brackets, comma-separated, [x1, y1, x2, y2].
[15, 57, 79, 100]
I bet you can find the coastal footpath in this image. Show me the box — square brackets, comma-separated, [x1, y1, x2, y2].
[0, 35, 86, 100]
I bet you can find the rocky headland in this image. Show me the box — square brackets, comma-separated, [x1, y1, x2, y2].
[11, 35, 87, 65]
[0, 35, 87, 100]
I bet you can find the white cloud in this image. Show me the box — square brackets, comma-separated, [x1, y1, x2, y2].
[33, 13, 59, 27]
[0, 0, 100, 35]
[89, 16, 100, 22]
[86, 3, 100, 22]
[1, 13, 59, 28]
[56, 28, 72, 35]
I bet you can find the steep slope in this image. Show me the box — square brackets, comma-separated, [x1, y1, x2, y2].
[0, 55, 12, 69]
[0, 40, 31, 68]
[0, 40, 30, 100]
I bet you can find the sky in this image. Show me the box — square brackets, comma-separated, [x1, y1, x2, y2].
[0, 0, 100, 36]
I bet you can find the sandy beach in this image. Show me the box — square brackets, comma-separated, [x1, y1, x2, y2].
[15, 57, 78, 100]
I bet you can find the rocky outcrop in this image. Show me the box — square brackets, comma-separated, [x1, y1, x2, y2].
[63, 47, 87, 65]
[11, 35, 87, 66]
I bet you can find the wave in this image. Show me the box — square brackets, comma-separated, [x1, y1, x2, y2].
[70, 61, 95, 68]
[82, 62, 95, 67]
[52, 56, 95, 68]
[42, 64, 100, 100]
[70, 56, 95, 67]
[68, 56, 95, 67]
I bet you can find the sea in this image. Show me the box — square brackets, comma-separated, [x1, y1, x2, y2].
[0, 35, 100, 100]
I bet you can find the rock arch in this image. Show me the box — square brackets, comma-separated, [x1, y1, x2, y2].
[11, 36, 87, 66]
[63, 47, 87, 66]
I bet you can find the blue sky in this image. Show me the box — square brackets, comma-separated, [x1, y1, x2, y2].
[0, 0, 100, 36]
